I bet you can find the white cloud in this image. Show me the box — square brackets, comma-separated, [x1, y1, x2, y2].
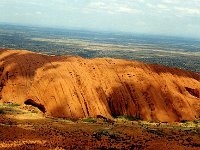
[174, 7, 200, 15]
[86, 1, 141, 14]
[87, 1, 106, 11]
[146, 3, 170, 12]
[118, 6, 139, 13]
[162, 0, 180, 4]
[36, 11, 42, 15]
[146, 1, 200, 17]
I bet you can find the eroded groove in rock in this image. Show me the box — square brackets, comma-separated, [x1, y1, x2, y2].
[0, 49, 200, 122]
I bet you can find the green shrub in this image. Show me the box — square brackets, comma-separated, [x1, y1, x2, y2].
[117, 115, 143, 121]
[93, 130, 120, 140]
[193, 120, 200, 124]
[4, 103, 20, 107]
[82, 117, 97, 123]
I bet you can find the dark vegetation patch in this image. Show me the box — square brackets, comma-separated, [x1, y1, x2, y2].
[93, 130, 120, 140]
[180, 120, 189, 123]
[0, 103, 25, 115]
[0, 109, 5, 114]
[97, 115, 114, 124]
[82, 118, 97, 123]
[5, 103, 20, 107]
[116, 115, 143, 121]
[146, 129, 165, 136]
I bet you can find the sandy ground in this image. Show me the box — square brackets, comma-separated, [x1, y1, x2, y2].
[0, 104, 200, 150]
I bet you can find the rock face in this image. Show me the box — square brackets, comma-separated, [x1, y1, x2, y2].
[0, 49, 200, 122]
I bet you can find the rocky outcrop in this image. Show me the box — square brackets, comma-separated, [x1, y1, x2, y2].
[0, 49, 200, 122]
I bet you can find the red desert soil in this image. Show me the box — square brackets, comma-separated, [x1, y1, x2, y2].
[0, 49, 200, 122]
[0, 104, 199, 150]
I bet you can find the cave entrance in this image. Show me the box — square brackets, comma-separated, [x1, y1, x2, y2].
[24, 99, 46, 113]
[185, 87, 199, 98]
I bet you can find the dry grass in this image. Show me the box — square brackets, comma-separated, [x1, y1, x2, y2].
[0, 103, 199, 149]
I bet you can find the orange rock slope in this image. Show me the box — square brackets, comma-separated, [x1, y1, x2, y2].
[0, 49, 200, 122]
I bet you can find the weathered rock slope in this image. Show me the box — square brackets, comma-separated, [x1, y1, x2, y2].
[0, 49, 200, 122]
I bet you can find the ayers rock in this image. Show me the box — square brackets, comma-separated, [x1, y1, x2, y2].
[0, 49, 200, 122]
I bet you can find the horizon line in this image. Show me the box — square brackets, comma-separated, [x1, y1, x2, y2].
[0, 22, 200, 41]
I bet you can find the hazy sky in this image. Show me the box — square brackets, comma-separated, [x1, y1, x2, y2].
[0, 0, 200, 38]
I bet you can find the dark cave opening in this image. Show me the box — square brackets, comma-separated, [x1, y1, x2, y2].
[185, 87, 199, 98]
[24, 99, 46, 113]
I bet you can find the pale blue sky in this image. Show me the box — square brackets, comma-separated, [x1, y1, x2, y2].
[0, 0, 200, 38]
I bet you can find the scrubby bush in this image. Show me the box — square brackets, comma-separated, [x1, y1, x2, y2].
[93, 130, 120, 140]
[193, 119, 200, 124]
[0, 109, 5, 114]
[117, 115, 143, 121]
[4, 103, 20, 107]
[180, 120, 189, 123]
[146, 129, 164, 136]
[82, 117, 97, 123]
